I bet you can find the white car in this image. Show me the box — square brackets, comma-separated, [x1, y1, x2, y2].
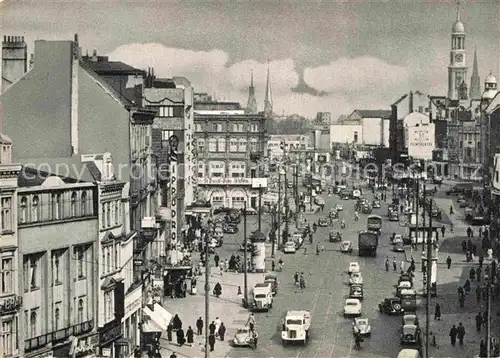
[393, 235, 403, 245]
[340, 241, 353, 253]
[349, 272, 363, 285]
[232, 327, 252, 347]
[283, 241, 296, 254]
[344, 298, 362, 316]
[348, 262, 360, 274]
[398, 280, 412, 290]
[352, 318, 371, 336]
[336, 204, 343, 211]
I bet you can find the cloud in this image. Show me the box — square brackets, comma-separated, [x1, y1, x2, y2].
[107, 43, 412, 119]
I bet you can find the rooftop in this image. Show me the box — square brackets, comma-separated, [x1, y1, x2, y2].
[194, 101, 242, 111]
[82, 55, 145, 75]
[355, 110, 392, 119]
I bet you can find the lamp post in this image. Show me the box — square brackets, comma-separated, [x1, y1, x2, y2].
[278, 167, 286, 247]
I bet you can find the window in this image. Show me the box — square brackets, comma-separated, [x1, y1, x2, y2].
[81, 192, 87, 216]
[229, 139, 238, 152]
[232, 123, 244, 132]
[106, 203, 111, 227]
[70, 192, 77, 217]
[238, 139, 247, 152]
[24, 254, 40, 291]
[75, 246, 86, 279]
[353, 131, 358, 143]
[250, 138, 258, 152]
[32, 196, 39, 222]
[212, 123, 223, 132]
[1, 197, 12, 232]
[197, 139, 205, 153]
[52, 250, 63, 285]
[30, 311, 37, 338]
[54, 307, 60, 331]
[466, 147, 472, 159]
[217, 138, 226, 152]
[106, 248, 111, 273]
[19, 196, 27, 223]
[195, 124, 202, 132]
[250, 124, 258, 132]
[101, 204, 106, 228]
[208, 138, 217, 152]
[78, 299, 84, 323]
[51, 194, 62, 220]
[1, 319, 13, 356]
[104, 291, 114, 322]
[159, 106, 173, 117]
[197, 164, 205, 178]
[114, 244, 119, 270]
[1, 258, 13, 294]
[114, 201, 119, 225]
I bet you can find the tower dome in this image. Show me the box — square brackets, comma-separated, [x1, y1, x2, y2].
[482, 71, 498, 100]
[452, 20, 465, 34]
[485, 73, 497, 85]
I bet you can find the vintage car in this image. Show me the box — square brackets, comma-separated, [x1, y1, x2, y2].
[336, 204, 344, 211]
[389, 210, 399, 221]
[393, 242, 405, 252]
[329, 210, 339, 219]
[361, 204, 373, 214]
[349, 272, 363, 285]
[283, 241, 296, 254]
[432, 176, 443, 184]
[329, 231, 342, 242]
[348, 262, 360, 274]
[341, 193, 351, 200]
[399, 273, 413, 285]
[318, 217, 329, 227]
[344, 298, 362, 317]
[400, 324, 421, 345]
[379, 297, 404, 315]
[314, 197, 325, 206]
[341, 241, 354, 253]
[264, 274, 279, 296]
[352, 318, 371, 336]
[402, 314, 419, 327]
[430, 207, 441, 218]
[242, 207, 258, 215]
[458, 199, 469, 208]
[372, 200, 381, 209]
[397, 280, 413, 293]
[223, 224, 239, 234]
[231, 326, 253, 347]
[349, 284, 363, 300]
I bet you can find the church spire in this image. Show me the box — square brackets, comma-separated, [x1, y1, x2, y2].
[264, 60, 273, 118]
[470, 47, 481, 100]
[245, 70, 258, 114]
[456, 0, 461, 21]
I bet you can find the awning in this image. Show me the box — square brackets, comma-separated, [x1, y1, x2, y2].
[141, 303, 172, 333]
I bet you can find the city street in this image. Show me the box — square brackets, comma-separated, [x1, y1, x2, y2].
[227, 185, 411, 358]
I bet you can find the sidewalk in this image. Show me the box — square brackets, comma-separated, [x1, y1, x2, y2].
[160, 270, 265, 357]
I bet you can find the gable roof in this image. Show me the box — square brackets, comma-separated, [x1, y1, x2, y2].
[355, 110, 392, 119]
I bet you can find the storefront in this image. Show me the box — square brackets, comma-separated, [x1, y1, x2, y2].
[52, 333, 99, 358]
[98, 318, 123, 358]
[122, 284, 143, 357]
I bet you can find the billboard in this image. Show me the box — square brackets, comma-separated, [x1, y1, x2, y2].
[408, 124, 435, 160]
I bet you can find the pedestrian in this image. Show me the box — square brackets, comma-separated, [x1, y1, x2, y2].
[450, 205, 454, 215]
[247, 313, 256, 331]
[196, 317, 203, 335]
[186, 326, 194, 345]
[170, 353, 177, 358]
[294, 272, 299, 285]
[457, 322, 465, 346]
[400, 260, 405, 273]
[476, 285, 481, 303]
[434, 303, 441, 320]
[459, 294, 465, 308]
[172, 314, 182, 330]
[477, 266, 482, 283]
[447, 255, 452, 269]
[385, 257, 389, 272]
[214, 317, 221, 336]
[218, 323, 226, 341]
[462, 240, 467, 253]
[208, 333, 216, 352]
[167, 322, 173, 341]
[251, 330, 259, 349]
[214, 253, 220, 268]
[480, 339, 487, 358]
[441, 225, 446, 238]
[467, 227, 472, 238]
[449, 324, 458, 346]
[464, 279, 471, 293]
[393, 258, 397, 272]
[209, 321, 216, 335]
[176, 327, 185, 346]
[470, 267, 476, 280]
[299, 273, 306, 289]
[271, 260, 275, 271]
[476, 312, 484, 332]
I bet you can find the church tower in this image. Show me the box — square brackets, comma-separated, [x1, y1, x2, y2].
[245, 70, 258, 114]
[264, 61, 273, 118]
[469, 48, 481, 100]
[447, 2, 468, 100]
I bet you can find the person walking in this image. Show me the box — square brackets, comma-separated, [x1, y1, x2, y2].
[476, 285, 482, 303]
[246, 313, 256, 332]
[476, 313, 484, 333]
[218, 323, 226, 341]
[434, 303, 441, 320]
[449, 324, 458, 346]
[400, 260, 405, 273]
[393, 258, 397, 272]
[209, 321, 216, 335]
[459, 293, 465, 308]
[457, 322, 465, 346]
[186, 326, 194, 346]
[447, 255, 452, 269]
[214, 253, 220, 268]
[385, 257, 389, 272]
[214, 317, 221, 337]
[208, 333, 216, 352]
[441, 225, 446, 238]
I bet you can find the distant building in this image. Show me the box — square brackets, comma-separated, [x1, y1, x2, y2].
[245, 71, 258, 114]
[1, 36, 28, 93]
[263, 63, 273, 118]
[315, 112, 331, 125]
[267, 134, 309, 160]
[194, 101, 268, 208]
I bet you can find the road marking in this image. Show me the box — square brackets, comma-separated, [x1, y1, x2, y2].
[342, 334, 354, 358]
[295, 247, 335, 358]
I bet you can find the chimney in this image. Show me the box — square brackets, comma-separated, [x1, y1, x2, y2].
[409, 91, 414, 114]
[91, 49, 97, 62]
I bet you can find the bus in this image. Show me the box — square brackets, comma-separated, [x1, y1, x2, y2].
[367, 215, 382, 235]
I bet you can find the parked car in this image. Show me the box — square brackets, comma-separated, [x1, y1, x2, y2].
[330, 231, 342, 242]
[389, 210, 399, 221]
[379, 297, 404, 315]
[341, 193, 351, 200]
[349, 284, 363, 300]
[231, 326, 253, 347]
[348, 262, 360, 274]
[242, 207, 258, 215]
[344, 298, 362, 317]
[318, 217, 329, 227]
[336, 204, 344, 211]
[458, 199, 469, 208]
[372, 200, 381, 209]
[432, 176, 443, 184]
[393, 242, 405, 252]
[340, 241, 354, 253]
[223, 224, 239, 234]
[314, 197, 325, 206]
[264, 274, 279, 296]
[430, 207, 440, 218]
[402, 314, 419, 327]
[349, 272, 363, 285]
[393, 234, 403, 245]
[283, 241, 296, 254]
[400, 324, 421, 345]
[352, 318, 371, 336]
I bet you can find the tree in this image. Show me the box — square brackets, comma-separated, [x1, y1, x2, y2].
[265, 115, 313, 134]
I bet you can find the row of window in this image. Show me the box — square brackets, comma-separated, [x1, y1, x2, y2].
[102, 242, 121, 275]
[101, 200, 123, 230]
[157, 106, 184, 118]
[132, 124, 150, 155]
[197, 138, 260, 153]
[1, 317, 18, 356]
[194, 123, 260, 133]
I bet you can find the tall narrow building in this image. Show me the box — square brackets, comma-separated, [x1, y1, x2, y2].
[1, 36, 28, 93]
[264, 62, 273, 118]
[447, 2, 468, 100]
[470, 48, 481, 100]
[245, 70, 258, 114]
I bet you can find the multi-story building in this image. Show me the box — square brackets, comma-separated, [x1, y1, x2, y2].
[267, 134, 309, 160]
[0, 35, 158, 283]
[194, 101, 268, 209]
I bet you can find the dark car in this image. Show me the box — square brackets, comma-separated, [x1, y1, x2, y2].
[264, 274, 279, 295]
[318, 218, 329, 227]
[393, 242, 405, 252]
[379, 297, 404, 315]
[372, 200, 381, 209]
[329, 231, 342, 242]
[430, 207, 440, 218]
[223, 224, 239, 234]
[446, 183, 473, 196]
[349, 284, 364, 300]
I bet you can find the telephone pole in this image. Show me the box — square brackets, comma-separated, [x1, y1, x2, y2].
[284, 164, 289, 244]
[486, 269, 492, 358]
[277, 170, 281, 247]
[425, 198, 433, 358]
[204, 224, 211, 358]
[243, 201, 248, 308]
[258, 184, 262, 232]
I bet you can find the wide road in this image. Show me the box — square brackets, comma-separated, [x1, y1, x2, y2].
[227, 184, 412, 358]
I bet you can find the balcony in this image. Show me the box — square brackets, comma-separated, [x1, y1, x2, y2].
[25, 319, 94, 352]
[0, 295, 22, 315]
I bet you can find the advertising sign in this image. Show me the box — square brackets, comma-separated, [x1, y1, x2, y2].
[169, 135, 179, 247]
[408, 124, 435, 160]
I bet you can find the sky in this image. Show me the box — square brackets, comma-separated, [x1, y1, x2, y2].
[1, 0, 499, 118]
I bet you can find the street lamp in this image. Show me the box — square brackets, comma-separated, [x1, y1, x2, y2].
[278, 167, 287, 247]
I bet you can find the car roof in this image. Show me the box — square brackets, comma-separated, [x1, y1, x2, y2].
[346, 298, 360, 303]
[349, 262, 359, 265]
[355, 318, 368, 323]
[342, 241, 352, 245]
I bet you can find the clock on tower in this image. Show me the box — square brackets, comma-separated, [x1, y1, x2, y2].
[455, 53, 464, 63]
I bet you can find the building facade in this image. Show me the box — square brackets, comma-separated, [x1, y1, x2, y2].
[267, 135, 309, 160]
[1, 36, 28, 94]
[194, 102, 268, 208]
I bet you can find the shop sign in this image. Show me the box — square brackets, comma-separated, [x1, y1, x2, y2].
[69, 333, 98, 358]
[0, 295, 22, 314]
[99, 319, 122, 346]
